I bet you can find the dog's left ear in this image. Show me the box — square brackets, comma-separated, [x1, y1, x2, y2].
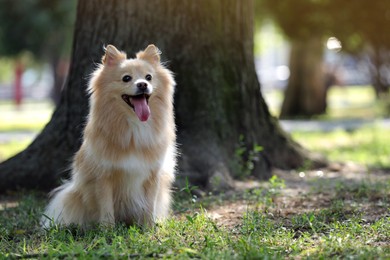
[136, 44, 161, 64]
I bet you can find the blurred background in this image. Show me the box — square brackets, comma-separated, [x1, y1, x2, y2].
[0, 0, 389, 167]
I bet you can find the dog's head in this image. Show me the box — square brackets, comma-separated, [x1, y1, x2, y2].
[90, 44, 174, 122]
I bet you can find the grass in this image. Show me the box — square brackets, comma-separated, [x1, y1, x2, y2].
[263, 85, 381, 119]
[0, 140, 32, 161]
[326, 86, 379, 119]
[292, 126, 390, 168]
[1, 176, 389, 259]
[0, 100, 53, 160]
[0, 100, 53, 132]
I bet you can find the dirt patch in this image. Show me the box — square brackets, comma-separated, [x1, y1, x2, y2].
[206, 163, 390, 229]
[1, 163, 388, 230]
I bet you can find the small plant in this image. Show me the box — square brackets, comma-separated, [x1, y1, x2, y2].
[180, 177, 198, 197]
[268, 175, 285, 191]
[242, 175, 285, 210]
[173, 177, 200, 212]
[232, 135, 263, 179]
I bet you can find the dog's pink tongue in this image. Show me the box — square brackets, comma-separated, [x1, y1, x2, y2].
[132, 97, 150, 122]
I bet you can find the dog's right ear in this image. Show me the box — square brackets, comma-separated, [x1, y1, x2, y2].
[136, 44, 161, 65]
[102, 45, 126, 66]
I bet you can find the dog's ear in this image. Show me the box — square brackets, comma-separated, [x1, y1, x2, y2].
[136, 44, 161, 64]
[102, 45, 126, 66]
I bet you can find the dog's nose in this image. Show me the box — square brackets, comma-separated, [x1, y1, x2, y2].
[137, 82, 148, 91]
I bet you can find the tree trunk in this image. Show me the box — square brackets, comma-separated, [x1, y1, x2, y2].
[49, 55, 69, 106]
[370, 47, 389, 98]
[280, 37, 327, 118]
[0, 0, 323, 193]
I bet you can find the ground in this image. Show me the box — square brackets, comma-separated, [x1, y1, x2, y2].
[1, 163, 388, 225]
[205, 164, 389, 230]
[2, 163, 388, 258]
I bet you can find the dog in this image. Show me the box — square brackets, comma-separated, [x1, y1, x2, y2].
[42, 44, 176, 228]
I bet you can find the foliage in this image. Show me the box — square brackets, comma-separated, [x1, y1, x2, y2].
[258, 0, 390, 95]
[332, 1, 390, 52]
[259, 0, 333, 41]
[259, 0, 390, 51]
[232, 135, 263, 179]
[0, 0, 76, 58]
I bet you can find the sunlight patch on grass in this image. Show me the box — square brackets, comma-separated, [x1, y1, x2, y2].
[0, 140, 32, 162]
[292, 126, 390, 168]
[262, 86, 382, 119]
[324, 86, 379, 119]
[0, 101, 52, 162]
[0, 101, 53, 132]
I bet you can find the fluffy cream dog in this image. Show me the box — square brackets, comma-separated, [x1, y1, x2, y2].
[42, 44, 176, 228]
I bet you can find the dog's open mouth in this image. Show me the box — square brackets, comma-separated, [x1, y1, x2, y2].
[121, 94, 151, 122]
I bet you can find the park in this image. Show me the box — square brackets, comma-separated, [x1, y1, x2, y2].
[0, 0, 389, 258]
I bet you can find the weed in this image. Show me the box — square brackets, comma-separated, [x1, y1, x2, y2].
[232, 135, 263, 179]
[242, 175, 285, 209]
[179, 177, 198, 202]
[268, 175, 286, 191]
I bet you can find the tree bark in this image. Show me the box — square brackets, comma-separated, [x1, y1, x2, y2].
[370, 47, 390, 98]
[49, 55, 69, 106]
[280, 37, 327, 118]
[0, 0, 323, 193]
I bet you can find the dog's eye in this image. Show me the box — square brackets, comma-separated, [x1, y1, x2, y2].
[145, 74, 152, 81]
[122, 75, 132, 82]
